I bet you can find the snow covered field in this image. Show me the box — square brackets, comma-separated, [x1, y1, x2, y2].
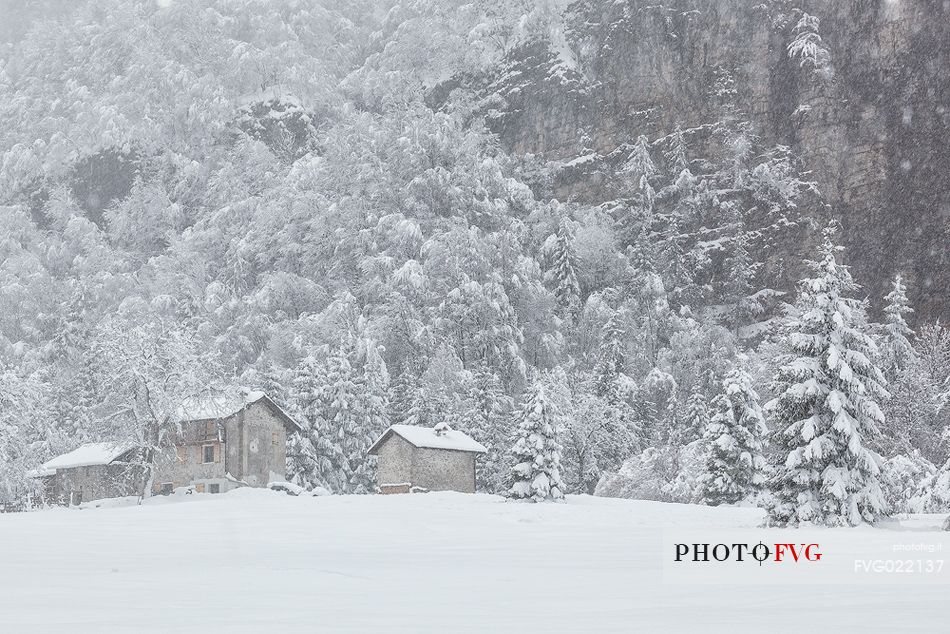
[0, 491, 946, 633]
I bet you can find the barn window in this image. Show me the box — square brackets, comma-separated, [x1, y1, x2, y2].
[195, 483, 205, 493]
[202, 444, 215, 464]
[209, 484, 220, 494]
[272, 431, 279, 446]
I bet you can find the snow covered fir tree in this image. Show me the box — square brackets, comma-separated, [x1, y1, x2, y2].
[507, 379, 566, 503]
[879, 273, 915, 380]
[698, 367, 767, 506]
[0, 0, 947, 534]
[766, 226, 889, 527]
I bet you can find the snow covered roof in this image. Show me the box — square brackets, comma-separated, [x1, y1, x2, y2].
[176, 389, 265, 421]
[368, 424, 487, 455]
[41, 443, 134, 472]
[176, 389, 302, 431]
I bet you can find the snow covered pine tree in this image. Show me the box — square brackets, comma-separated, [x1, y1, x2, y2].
[698, 367, 767, 506]
[543, 217, 582, 320]
[879, 273, 915, 379]
[767, 225, 889, 526]
[508, 379, 565, 502]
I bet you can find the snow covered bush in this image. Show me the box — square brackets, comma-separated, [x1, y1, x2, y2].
[880, 357, 946, 463]
[909, 459, 950, 514]
[595, 447, 669, 502]
[594, 441, 704, 504]
[881, 453, 935, 514]
[268, 481, 305, 496]
[664, 440, 706, 503]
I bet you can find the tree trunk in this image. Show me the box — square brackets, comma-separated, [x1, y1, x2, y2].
[138, 447, 155, 503]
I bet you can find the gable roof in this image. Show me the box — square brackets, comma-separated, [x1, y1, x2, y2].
[176, 389, 302, 431]
[41, 443, 135, 472]
[368, 424, 487, 455]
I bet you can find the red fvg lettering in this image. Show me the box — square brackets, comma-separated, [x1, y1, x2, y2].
[773, 543, 822, 562]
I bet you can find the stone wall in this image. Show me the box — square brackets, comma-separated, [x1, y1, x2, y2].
[411, 447, 476, 494]
[151, 436, 230, 495]
[47, 463, 144, 505]
[223, 400, 288, 487]
[376, 433, 413, 487]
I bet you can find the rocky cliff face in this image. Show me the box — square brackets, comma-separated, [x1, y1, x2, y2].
[482, 0, 950, 321]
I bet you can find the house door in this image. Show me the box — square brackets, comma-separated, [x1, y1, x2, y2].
[70, 490, 83, 506]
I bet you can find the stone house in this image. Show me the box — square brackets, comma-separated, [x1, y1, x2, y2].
[150, 390, 301, 496]
[37, 390, 301, 505]
[368, 423, 487, 494]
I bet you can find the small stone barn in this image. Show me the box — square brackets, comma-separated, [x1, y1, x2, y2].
[36, 443, 145, 506]
[368, 423, 487, 494]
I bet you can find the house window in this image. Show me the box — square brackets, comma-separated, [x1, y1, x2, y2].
[202, 444, 215, 464]
[159, 483, 173, 496]
[209, 484, 220, 494]
[197, 421, 217, 442]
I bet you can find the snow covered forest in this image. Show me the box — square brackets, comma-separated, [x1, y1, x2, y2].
[1, 0, 949, 528]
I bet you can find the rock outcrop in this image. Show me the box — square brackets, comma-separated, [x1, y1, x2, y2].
[481, 0, 950, 320]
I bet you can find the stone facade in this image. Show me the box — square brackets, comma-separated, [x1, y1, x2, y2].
[43, 459, 145, 506]
[374, 433, 479, 494]
[411, 447, 477, 493]
[151, 399, 290, 495]
[375, 433, 414, 487]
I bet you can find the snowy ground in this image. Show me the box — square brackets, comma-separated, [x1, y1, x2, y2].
[0, 491, 946, 633]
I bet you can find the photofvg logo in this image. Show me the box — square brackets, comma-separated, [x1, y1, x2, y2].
[674, 542, 822, 565]
[662, 529, 950, 585]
